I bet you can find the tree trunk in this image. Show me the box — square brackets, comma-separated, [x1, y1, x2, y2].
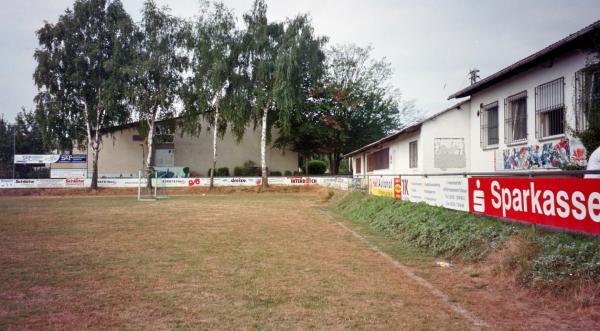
[91, 143, 99, 190]
[304, 153, 309, 175]
[260, 106, 268, 188]
[327, 153, 334, 175]
[210, 104, 220, 189]
[145, 118, 155, 189]
[333, 153, 341, 175]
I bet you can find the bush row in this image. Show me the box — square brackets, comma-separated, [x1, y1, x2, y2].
[333, 192, 600, 285]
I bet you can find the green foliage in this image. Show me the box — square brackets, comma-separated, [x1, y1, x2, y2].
[335, 193, 518, 261]
[216, 167, 230, 176]
[517, 232, 600, 284]
[181, 1, 239, 138]
[334, 193, 600, 285]
[269, 171, 282, 176]
[307, 160, 326, 175]
[284, 170, 292, 176]
[0, 110, 49, 178]
[33, 0, 137, 188]
[574, 32, 600, 154]
[233, 160, 261, 176]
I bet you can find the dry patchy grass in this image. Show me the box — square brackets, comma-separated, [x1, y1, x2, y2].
[0, 194, 473, 330]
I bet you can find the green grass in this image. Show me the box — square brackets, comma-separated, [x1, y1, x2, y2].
[332, 192, 600, 286]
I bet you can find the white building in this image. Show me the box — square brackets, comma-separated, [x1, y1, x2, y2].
[448, 20, 599, 172]
[349, 20, 600, 176]
[347, 100, 471, 176]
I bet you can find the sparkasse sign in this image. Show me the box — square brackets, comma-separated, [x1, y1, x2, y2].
[469, 177, 600, 235]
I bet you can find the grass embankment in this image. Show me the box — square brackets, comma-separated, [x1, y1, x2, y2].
[333, 192, 600, 287]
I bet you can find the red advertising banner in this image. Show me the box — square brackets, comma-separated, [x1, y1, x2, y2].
[469, 177, 600, 235]
[394, 177, 402, 200]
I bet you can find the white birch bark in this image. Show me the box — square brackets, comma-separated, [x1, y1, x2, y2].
[210, 103, 220, 189]
[145, 115, 155, 188]
[260, 106, 268, 187]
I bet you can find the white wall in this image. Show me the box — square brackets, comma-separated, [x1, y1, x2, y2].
[420, 103, 471, 173]
[466, 50, 589, 172]
[351, 103, 470, 176]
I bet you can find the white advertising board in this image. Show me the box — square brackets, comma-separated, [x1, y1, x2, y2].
[401, 177, 469, 211]
[0, 179, 14, 188]
[0, 176, 351, 190]
[51, 168, 88, 179]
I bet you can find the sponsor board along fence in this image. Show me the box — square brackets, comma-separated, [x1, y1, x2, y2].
[359, 173, 600, 236]
[2, 172, 599, 235]
[0, 176, 351, 191]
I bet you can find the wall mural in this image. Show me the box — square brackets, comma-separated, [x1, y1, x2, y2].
[497, 139, 587, 170]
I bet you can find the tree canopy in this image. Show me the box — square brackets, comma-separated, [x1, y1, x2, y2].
[33, 0, 136, 188]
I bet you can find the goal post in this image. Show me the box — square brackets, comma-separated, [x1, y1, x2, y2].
[137, 169, 169, 201]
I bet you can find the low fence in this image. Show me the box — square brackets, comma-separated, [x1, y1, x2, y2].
[355, 170, 600, 236]
[0, 176, 352, 191]
[2, 171, 600, 235]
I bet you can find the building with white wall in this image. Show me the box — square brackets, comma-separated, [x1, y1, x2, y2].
[349, 19, 600, 176]
[347, 100, 471, 176]
[448, 20, 599, 172]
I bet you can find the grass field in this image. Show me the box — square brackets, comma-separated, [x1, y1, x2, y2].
[0, 193, 474, 330]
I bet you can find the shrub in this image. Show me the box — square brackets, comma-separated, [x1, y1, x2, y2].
[234, 166, 243, 176]
[308, 160, 327, 175]
[270, 171, 282, 176]
[284, 170, 292, 176]
[215, 167, 229, 176]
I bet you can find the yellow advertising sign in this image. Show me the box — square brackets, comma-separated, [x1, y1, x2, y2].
[368, 176, 396, 198]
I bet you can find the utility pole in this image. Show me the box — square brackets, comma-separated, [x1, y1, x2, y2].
[469, 68, 480, 85]
[12, 130, 16, 179]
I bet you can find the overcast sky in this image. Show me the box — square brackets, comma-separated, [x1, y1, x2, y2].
[1, 0, 599, 122]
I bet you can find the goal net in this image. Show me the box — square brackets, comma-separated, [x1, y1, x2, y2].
[137, 170, 169, 201]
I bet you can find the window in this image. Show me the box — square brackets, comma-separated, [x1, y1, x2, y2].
[355, 157, 362, 174]
[535, 77, 565, 138]
[367, 148, 389, 172]
[575, 68, 600, 132]
[480, 101, 499, 148]
[504, 91, 528, 144]
[409, 141, 418, 168]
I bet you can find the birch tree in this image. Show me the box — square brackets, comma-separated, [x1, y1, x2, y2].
[132, 0, 185, 186]
[241, 0, 326, 187]
[182, 2, 238, 188]
[34, 0, 136, 190]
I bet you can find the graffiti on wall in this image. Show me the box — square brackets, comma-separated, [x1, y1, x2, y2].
[497, 139, 587, 170]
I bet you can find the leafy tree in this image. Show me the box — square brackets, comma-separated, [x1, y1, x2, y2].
[576, 30, 600, 155]
[0, 109, 48, 178]
[132, 0, 186, 186]
[33, 0, 136, 189]
[239, 0, 326, 187]
[181, 1, 239, 188]
[316, 44, 410, 174]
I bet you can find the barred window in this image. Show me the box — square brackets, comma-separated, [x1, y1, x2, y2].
[367, 148, 389, 172]
[504, 91, 528, 144]
[409, 141, 418, 168]
[575, 68, 600, 132]
[535, 77, 564, 138]
[480, 101, 499, 148]
[355, 157, 361, 174]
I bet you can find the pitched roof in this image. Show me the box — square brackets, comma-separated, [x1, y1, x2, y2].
[344, 100, 469, 157]
[448, 20, 600, 100]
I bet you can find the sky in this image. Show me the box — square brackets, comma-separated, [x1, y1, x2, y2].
[1, 0, 599, 122]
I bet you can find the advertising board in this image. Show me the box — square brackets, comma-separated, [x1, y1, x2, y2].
[368, 176, 397, 198]
[469, 177, 600, 234]
[402, 177, 469, 211]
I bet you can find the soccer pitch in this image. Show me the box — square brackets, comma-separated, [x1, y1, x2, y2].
[0, 194, 471, 330]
